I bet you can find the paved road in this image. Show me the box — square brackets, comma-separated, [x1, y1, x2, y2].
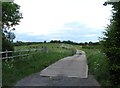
[15, 72, 100, 86]
[15, 50, 101, 86]
[40, 50, 88, 78]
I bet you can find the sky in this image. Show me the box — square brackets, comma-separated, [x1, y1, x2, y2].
[13, 0, 112, 43]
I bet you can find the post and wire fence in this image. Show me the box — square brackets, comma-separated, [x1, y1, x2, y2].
[0, 47, 48, 60]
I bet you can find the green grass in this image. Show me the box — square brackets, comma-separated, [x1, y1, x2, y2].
[14, 43, 81, 51]
[82, 48, 111, 86]
[2, 43, 76, 86]
[3, 43, 111, 87]
[14, 43, 62, 50]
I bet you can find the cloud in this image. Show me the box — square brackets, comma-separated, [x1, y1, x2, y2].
[14, 33, 48, 42]
[84, 34, 97, 37]
[14, 21, 102, 42]
[14, 0, 112, 42]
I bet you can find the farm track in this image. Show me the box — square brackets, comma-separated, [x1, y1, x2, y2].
[15, 50, 101, 86]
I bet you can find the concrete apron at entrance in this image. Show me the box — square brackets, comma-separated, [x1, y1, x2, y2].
[40, 50, 88, 78]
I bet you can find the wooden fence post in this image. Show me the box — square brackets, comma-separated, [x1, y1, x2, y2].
[28, 50, 30, 59]
[0, 49, 43, 59]
[6, 50, 8, 58]
[44, 47, 48, 53]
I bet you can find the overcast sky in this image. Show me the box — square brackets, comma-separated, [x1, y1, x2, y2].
[14, 0, 112, 43]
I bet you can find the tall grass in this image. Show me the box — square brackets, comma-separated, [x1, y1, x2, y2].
[2, 48, 75, 86]
[82, 47, 111, 86]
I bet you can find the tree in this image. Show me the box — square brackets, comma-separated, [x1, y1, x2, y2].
[2, 2, 23, 51]
[101, 1, 120, 86]
[49, 40, 61, 43]
[88, 41, 93, 46]
[44, 41, 46, 43]
[2, 2, 23, 28]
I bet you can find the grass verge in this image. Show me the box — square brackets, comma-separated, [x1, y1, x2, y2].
[2, 49, 75, 86]
[82, 48, 111, 86]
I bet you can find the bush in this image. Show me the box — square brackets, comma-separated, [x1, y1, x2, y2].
[2, 39, 14, 51]
[2, 35, 14, 57]
[83, 49, 111, 86]
[104, 47, 120, 85]
[101, 2, 120, 86]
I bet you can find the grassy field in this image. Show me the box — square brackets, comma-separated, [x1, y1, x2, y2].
[2, 43, 76, 86]
[82, 46, 111, 86]
[2, 43, 111, 87]
[14, 43, 82, 51]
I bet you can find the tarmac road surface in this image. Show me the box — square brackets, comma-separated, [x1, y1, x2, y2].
[40, 50, 88, 78]
[15, 50, 101, 86]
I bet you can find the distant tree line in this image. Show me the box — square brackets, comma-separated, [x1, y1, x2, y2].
[14, 40, 100, 46]
[49, 40, 100, 46]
